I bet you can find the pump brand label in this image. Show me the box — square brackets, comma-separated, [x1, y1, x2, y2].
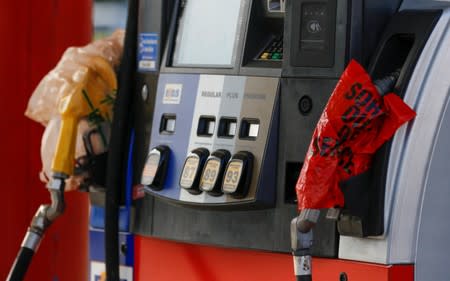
[138, 32, 159, 72]
[163, 84, 183, 104]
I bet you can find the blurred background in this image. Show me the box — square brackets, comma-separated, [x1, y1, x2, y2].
[93, 0, 127, 39]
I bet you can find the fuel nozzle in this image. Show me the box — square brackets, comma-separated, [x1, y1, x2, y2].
[8, 57, 115, 281]
[374, 69, 401, 96]
[51, 57, 117, 177]
[291, 209, 320, 281]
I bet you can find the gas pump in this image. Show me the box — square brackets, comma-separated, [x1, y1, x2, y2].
[101, 0, 450, 280]
[128, 0, 398, 256]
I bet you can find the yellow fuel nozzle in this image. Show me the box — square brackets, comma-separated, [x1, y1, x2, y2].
[51, 56, 117, 177]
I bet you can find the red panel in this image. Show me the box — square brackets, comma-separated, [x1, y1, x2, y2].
[1, 1, 92, 280]
[389, 264, 415, 280]
[135, 236, 414, 281]
[313, 259, 414, 281]
[135, 236, 294, 281]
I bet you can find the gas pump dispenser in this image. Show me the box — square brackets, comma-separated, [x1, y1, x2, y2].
[130, 0, 399, 254]
[108, 0, 450, 280]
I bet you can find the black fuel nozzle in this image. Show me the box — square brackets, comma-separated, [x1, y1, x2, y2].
[374, 69, 401, 96]
[291, 209, 320, 281]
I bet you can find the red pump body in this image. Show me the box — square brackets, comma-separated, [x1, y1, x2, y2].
[135, 236, 413, 281]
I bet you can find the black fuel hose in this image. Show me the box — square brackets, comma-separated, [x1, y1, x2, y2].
[104, 0, 138, 280]
[7, 184, 66, 281]
[7, 247, 35, 281]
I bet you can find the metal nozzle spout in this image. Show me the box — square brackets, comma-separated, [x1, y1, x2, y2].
[291, 210, 320, 281]
[25, 175, 67, 250]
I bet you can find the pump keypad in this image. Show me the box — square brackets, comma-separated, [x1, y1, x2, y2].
[257, 36, 283, 61]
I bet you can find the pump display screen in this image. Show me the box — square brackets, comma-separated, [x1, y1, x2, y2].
[222, 160, 243, 193]
[200, 159, 220, 191]
[141, 153, 161, 185]
[180, 156, 200, 188]
[172, 0, 242, 67]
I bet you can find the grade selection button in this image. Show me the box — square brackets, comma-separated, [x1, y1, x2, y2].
[222, 151, 254, 198]
[141, 145, 171, 191]
[199, 149, 231, 196]
[179, 148, 210, 194]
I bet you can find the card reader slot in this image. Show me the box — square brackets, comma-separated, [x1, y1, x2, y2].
[267, 0, 285, 13]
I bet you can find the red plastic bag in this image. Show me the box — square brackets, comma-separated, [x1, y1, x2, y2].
[296, 60, 416, 210]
